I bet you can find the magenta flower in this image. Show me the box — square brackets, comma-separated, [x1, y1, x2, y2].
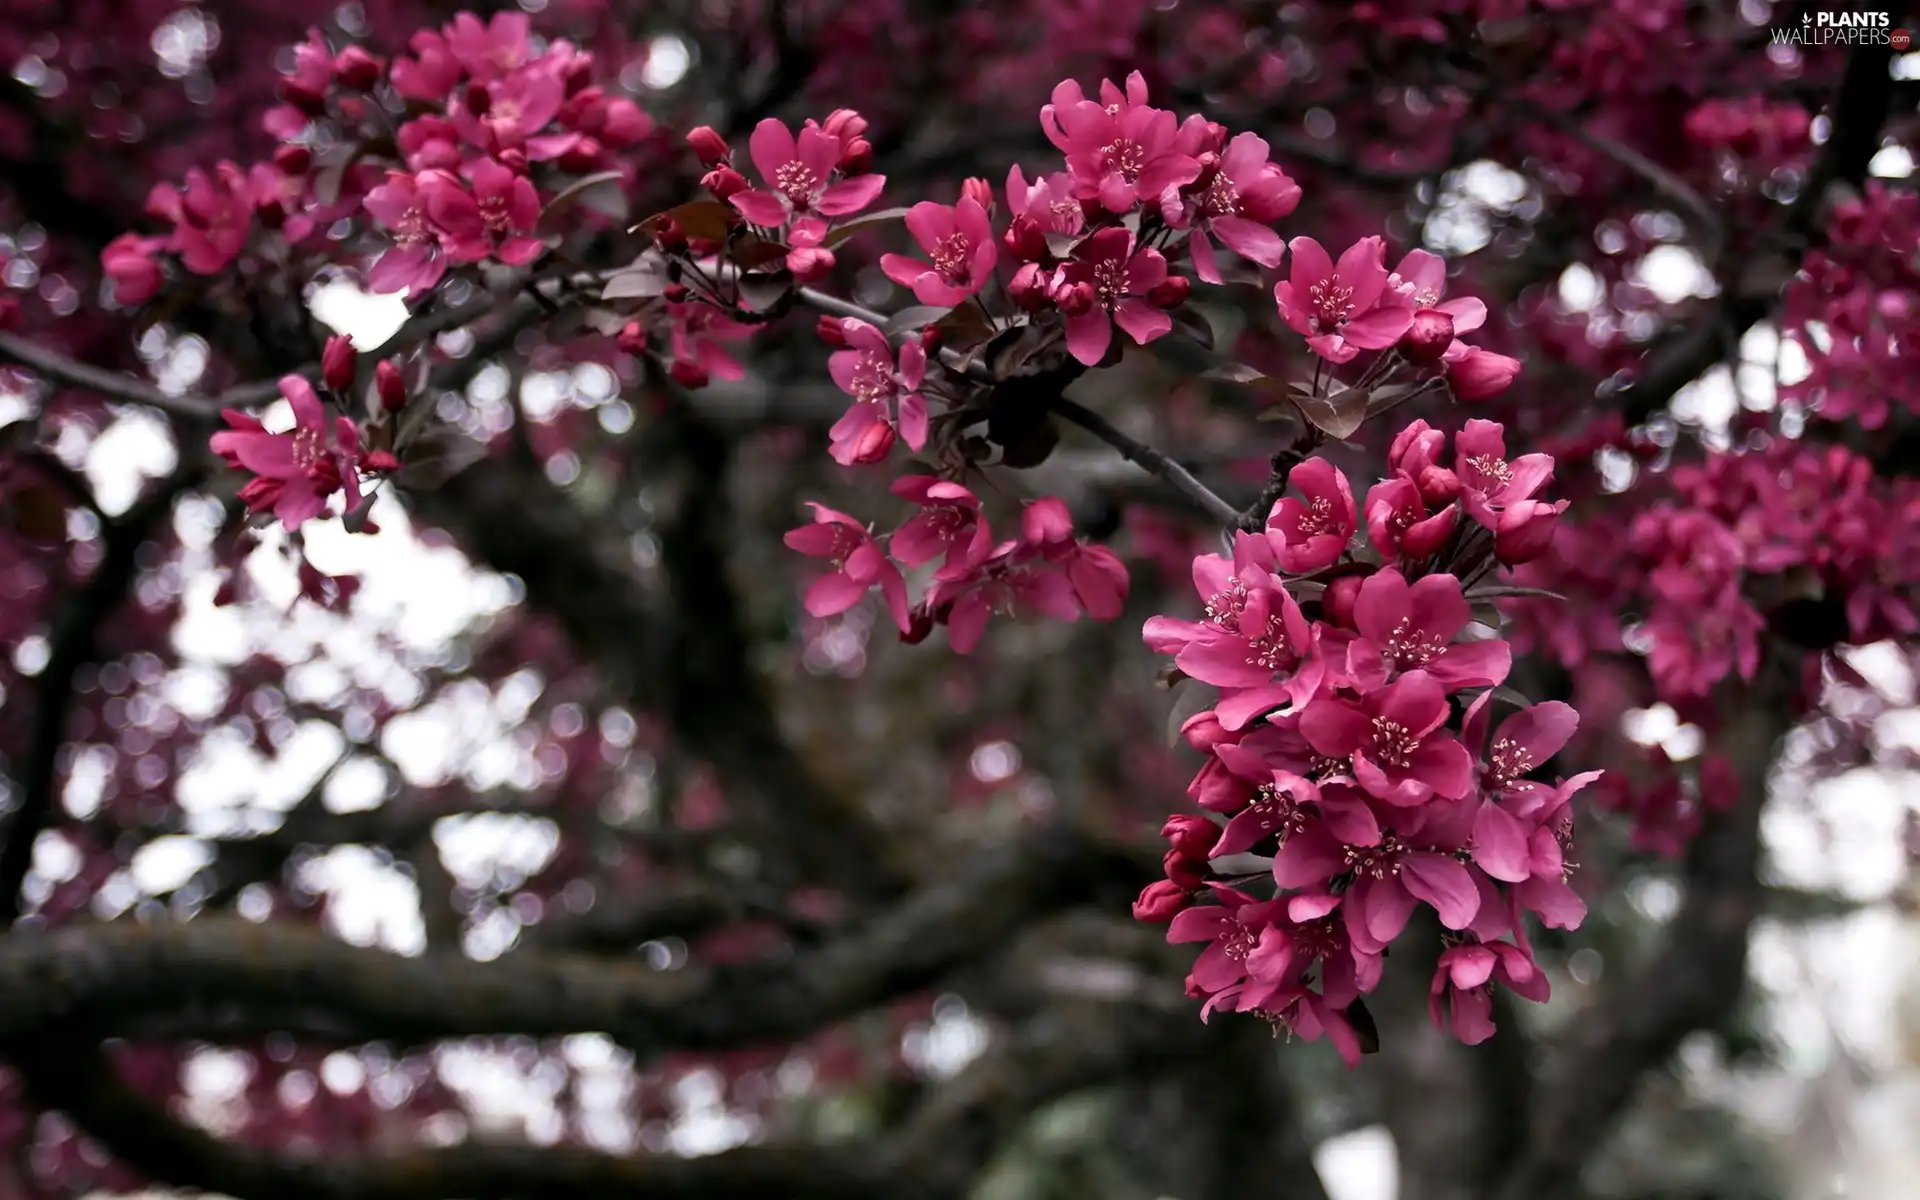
[1056, 227, 1171, 366]
[1274, 236, 1416, 363]
[826, 319, 929, 466]
[453, 68, 567, 155]
[925, 543, 1084, 653]
[1005, 166, 1086, 236]
[1274, 822, 1482, 954]
[1362, 476, 1459, 563]
[1039, 72, 1153, 153]
[783, 504, 911, 634]
[1051, 90, 1200, 213]
[1428, 940, 1547, 1045]
[152, 163, 255, 276]
[880, 198, 999, 305]
[889, 476, 994, 580]
[730, 118, 886, 228]
[1462, 693, 1582, 812]
[1299, 670, 1474, 805]
[443, 9, 533, 81]
[102, 234, 166, 307]
[1454, 420, 1555, 528]
[1020, 499, 1130, 620]
[1167, 885, 1286, 994]
[365, 171, 449, 297]
[1177, 133, 1300, 284]
[208, 376, 361, 530]
[390, 29, 462, 102]
[428, 159, 546, 267]
[1208, 976, 1366, 1067]
[1345, 569, 1512, 691]
[1264, 458, 1356, 573]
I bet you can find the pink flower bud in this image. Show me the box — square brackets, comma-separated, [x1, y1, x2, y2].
[616, 321, 648, 355]
[663, 282, 690, 303]
[1147, 275, 1191, 309]
[788, 246, 836, 282]
[372, 363, 406, 414]
[497, 148, 529, 174]
[464, 82, 491, 115]
[362, 449, 402, 473]
[961, 177, 994, 211]
[1009, 262, 1053, 311]
[902, 607, 935, 645]
[1163, 848, 1205, 891]
[1180, 710, 1229, 751]
[274, 144, 312, 175]
[1494, 499, 1565, 565]
[557, 137, 605, 173]
[844, 419, 896, 464]
[918, 326, 941, 350]
[1002, 214, 1050, 263]
[654, 219, 687, 253]
[839, 137, 874, 175]
[280, 80, 328, 116]
[333, 45, 384, 90]
[669, 359, 711, 389]
[702, 166, 748, 200]
[1448, 348, 1521, 400]
[1417, 465, 1461, 505]
[321, 335, 358, 393]
[1161, 814, 1216, 858]
[1054, 280, 1096, 316]
[1323, 572, 1367, 629]
[823, 108, 869, 141]
[687, 125, 730, 166]
[1132, 879, 1193, 923]
[1191, 151, 1221, 189]
[1402, 309, 1455, 362]
[816, 315, 851, 348]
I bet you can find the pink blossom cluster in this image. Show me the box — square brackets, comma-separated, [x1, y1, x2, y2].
[1780, 183, 1920, 430]
[785, 483, 1127, 654]
[208, 335, 404, 530]
[1682, 96, 1814, 164]
[1131, 422, 1593, 1060]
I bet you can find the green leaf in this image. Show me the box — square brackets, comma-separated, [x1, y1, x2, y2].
[821, 206, 912, 248]
[1201, 362, 1268, 385]
[882, 305, 953, 336]
[1168, 306, 1214, 349]
[635, 200, 733, 242]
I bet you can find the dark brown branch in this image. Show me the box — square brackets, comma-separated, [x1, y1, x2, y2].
[8, 1034, 899, 1200]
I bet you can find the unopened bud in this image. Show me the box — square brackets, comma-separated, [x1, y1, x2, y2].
[839, 137, 873, 175]
[919, 325, 941, 350]
[1401, 507, 1458, 559]
[663, 282, 690, 303]
[616, 320, 648, 355]
[702, 166, 748, 200]
[497, 148, 529, 175]
[1323, 572, 1367, 629]
[374, 360, 406, 412]
[1146, 275, 1191, 309]
[961, 177, 994, 211]
[1417, 465, 1461, 506]
[362, 449, 402, 473]
[1053, 280, 1096, 317]
[845, 419, 896, 463]
[333, 45, 384, 90]
[901, 607, 936, 644]
[1162, 848, 1205, 891]
[1009, 262, 1053, 311]
[1402, 309, 1455, 362]
[653, 218, 687, 253]
[823, 108, 869, 141]
[1132, 879, 1193, 923]
[556, 136, 604, 174]
[788, 246, 836, 282]
[816, 315, 852, 348]
[1161, 814, 1216, 859]
[280, 80, 328, 116]
[274, 144, 313, 175]
[1191, 151, 1221, 189]
[321, 335, 358, 393]
[1002, 214, 1050, 263]
[464, 82, 491, 115]
[669, 359, 710, 389]
[687, 125, 730, 166]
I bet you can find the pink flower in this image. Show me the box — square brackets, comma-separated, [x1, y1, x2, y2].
[443, 10, 533, 81]
[1020, 499, 1131, 619]
[1461, 694, 1582, 815]
[1005, 166, 1086, 236]
[1275, 236, 1415, 363]
[826, 319, 929, 465]
[783, 503, 911, 634]
[365, 171, 449, 296]
[1167, 885, 1285, 994]
[155, 163, 256, 275]
[1363, 476, 1459, 562]
[1494, 499, 1568, 565]
[1345, 570, 1511, 691]
[1056, 227, 1172, 366]
[1448, 347, 1522, 400]
[1428, 941, 1547, 1045]
[208, 376, 362, 530]
[1273, 816, 1483, 953]
[1454, 419, 1555, 529]
[1265, 458, 1356, 573]
[428, 159, 546, 266]
[1050, 85, 1200, 213]
[730, 118, 886, 228]
[1175, 132, 1299, 284]
[924, 542, 1084, 653]
[453, 68, 566, 155]
[889, 476, 994, 579]
[1299, 670, 1474, 805]
[1039, 72, 1152, 151]
[391, 29, 462, 102]
[102, 234, 166, 307]
[880, 198, 998, 305]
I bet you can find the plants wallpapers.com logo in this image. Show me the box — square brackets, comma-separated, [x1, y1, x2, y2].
[1770, 8, 1911, 48]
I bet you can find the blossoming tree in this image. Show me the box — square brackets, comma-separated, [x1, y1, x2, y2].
[0, 2, 1914, 1198]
